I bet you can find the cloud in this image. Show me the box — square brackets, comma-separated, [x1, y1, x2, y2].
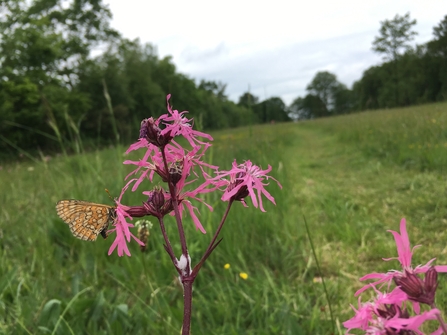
[178, 31, 383, 105]
[181, 42, 229, 63]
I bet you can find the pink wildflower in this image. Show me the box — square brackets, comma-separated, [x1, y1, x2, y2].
[159, 94, 213, 148]
[355, 218, 447, 296]
[344, 289, 440, 334]
[212, 160, 282, 212]
[107, 179, 144, 257]
[124, 142, 216, 191]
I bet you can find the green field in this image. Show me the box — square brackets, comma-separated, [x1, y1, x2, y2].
[1, 102, 447, 334]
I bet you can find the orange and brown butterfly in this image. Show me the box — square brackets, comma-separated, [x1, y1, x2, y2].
[55, 200, 116, 241]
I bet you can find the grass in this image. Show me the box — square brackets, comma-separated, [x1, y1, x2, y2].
[1, 102, 447, 334]
[312, 102, 447, 172]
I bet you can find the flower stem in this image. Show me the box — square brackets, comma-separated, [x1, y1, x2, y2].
[192, 200, 233, 276]
[182, 277, 194, 335]
[157, 216, 181, 275]
[161, 148, 189, 259]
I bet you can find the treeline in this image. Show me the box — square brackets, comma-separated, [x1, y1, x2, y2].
[1, 2, 445, 158]
[289, 13, 447, 120]
[0, 0, 290, 158]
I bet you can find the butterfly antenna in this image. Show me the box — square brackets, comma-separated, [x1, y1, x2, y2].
[105, 189, 116, 204]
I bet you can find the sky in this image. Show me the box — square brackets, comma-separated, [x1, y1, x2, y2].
[102, 0, 446, 105]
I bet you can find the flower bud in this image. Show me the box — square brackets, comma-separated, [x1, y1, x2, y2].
[424, 267, 438, 303]
[152, 187, 166, 209]
[394, 269, 437, 305]
[143, 187, 167, 216]
[139, 118, 172, 147]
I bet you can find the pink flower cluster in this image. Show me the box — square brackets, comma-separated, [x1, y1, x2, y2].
[344, 219, 447, 334]
[107, 95, 281, 256]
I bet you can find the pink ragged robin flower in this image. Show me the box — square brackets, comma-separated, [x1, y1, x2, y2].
[124, 141, 217, 192]
[355, 218, 447, 297]
[158, 94, 213, 147]
[344, 286, 441, 334]
[107, 179, 144, 257]
[344, 288, 406, 332]
[211, 160, 282, 212]
[159, 94, 213, 149]
[136, 95, 213, 150]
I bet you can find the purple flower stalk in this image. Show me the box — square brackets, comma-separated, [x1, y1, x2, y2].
[106, 95, 280, 258]
[100, 94, 281, 335]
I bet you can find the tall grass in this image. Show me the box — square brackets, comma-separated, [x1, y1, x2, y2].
[1, 103, 447, 334]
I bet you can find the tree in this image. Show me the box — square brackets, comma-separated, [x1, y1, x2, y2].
[289, 97, 309, 120]
[289, 94, 327, 120]
[372, 13, 417, 106]
[333, 84, 353, 114]
[0, 0, 119, 153]
[372, 12, 418, 61]
[352, 66, 384, 110]
[306, 71, 350, 114]
[252, 97, 290, 123]
[427, 15, 447, 57]
[0, 0, 118, 84]
[76, 38, 166, 143]
[427, 15, 447, 100]
[238, 92, 259, 108]
[198, 80, 228, 101]
[351, 15, 447, 111]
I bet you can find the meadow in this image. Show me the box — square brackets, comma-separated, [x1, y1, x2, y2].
[1, 102, 447, 334]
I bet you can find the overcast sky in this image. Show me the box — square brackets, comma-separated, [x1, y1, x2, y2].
[102, 0, 446, 105]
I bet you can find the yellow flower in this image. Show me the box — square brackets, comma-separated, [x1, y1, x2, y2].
[224, 263, 230, 269]
[239, 272, 248, 280]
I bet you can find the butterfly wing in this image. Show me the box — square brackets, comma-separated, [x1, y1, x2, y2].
[56, 200, 115, 241]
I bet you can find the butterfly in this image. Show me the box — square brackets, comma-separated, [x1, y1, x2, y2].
[55, 200, 116, 241]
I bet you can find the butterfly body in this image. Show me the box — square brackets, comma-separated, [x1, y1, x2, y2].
[56, 200, 116, 241]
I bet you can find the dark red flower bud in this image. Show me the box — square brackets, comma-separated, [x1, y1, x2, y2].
[152, 188, 166, 209]
[394, 271, 423, 298]
[141, 187, 177, 220]
[139, 118, 172, 147]
[394, 269, 437, 305]
[424, 267, 438, 304]
[124, 206, 149, 217]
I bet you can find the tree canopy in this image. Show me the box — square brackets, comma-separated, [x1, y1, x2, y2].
[372, 12, 418, 61]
